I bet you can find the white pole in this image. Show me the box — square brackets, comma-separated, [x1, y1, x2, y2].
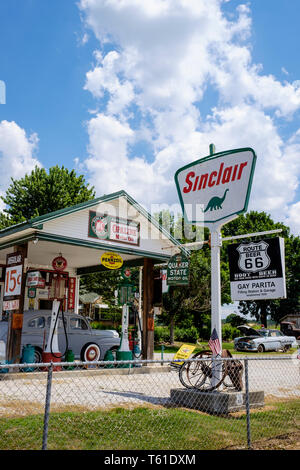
[210, 227, 222, 346]
[138, 266, 143, 352]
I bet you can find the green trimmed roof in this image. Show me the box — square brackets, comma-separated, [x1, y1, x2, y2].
[0, 190, 189, 256]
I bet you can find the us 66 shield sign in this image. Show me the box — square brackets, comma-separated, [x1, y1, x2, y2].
[227, 237, 286, 301]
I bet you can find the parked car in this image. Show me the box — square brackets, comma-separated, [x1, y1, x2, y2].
[21, 310, 120, 363]
[280, 321, 300, 340]
[234, 325, 297, 353]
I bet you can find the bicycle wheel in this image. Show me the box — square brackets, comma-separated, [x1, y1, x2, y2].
[184, 350, 227, 391]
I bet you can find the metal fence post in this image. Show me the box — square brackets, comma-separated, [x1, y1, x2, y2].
[42, 362, 53, 450]
[244, 358, 252, 449]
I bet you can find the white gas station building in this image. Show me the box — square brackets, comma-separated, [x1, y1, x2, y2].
[0, 190, 187, 362]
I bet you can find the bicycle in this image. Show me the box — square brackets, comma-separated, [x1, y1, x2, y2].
[178, 349, 243, 392]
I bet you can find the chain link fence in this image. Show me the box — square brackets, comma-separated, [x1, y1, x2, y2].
[0, 355, 299, 450]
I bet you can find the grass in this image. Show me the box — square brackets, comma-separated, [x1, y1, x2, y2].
[0, 400, 299, 450]
[155, 341, 298, 357]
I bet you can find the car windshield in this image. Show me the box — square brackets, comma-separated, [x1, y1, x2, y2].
[258, 330, 269, 337]
[259, 329, 284, 337]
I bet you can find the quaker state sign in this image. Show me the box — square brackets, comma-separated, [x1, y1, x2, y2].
[227, 237, 286, 300]
[167, 253, 189, 286]
[175, 148, 256, 224]
[101, 252, 123, 270]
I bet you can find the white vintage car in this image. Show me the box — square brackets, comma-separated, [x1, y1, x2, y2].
[234, 325, 297, 353]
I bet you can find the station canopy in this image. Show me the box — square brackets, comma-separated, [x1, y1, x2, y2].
[0, 190, 187, 272]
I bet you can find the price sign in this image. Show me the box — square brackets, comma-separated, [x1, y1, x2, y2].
[4, 264, 23, 297]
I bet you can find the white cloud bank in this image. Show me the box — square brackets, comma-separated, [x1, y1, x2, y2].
[0, 120, 41, 211]
[79, 0, 300, 234]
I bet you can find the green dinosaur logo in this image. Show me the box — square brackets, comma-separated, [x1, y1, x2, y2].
[203, 189, 229, 212]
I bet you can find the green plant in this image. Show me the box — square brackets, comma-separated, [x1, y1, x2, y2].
[174, 326, 199, 343]
[222, 324, 240, 341]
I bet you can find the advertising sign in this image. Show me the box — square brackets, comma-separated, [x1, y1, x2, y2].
[68, 277, 76, 310]
[175, 148, 256, 224]
[26, 271, 45, 288]
[171, 344, 196, 367]
[101, 252, 123, 270]
[167, 253, 189, 286]
[4, 264, 23, 298]
[227, 237, 286, 300]
[88, 212, 140, 246]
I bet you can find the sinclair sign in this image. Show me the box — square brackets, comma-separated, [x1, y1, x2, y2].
[175, 148, 257, 224]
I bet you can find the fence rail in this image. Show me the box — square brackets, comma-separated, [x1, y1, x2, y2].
[0, 356, 299, 450]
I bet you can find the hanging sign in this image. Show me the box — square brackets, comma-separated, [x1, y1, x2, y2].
[101, 252, 123, 270]
[26, 271, 45, 288]
[175, 147, 256, 224]
[227, 237, 286, 301]
[167, 253, 189, 286]
[52, 256, 67, 272]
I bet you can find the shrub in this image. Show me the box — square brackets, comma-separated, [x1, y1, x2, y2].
[174, 326, 199, 343]
[154, 326, 170, 343]
[222, 324, 240, 341]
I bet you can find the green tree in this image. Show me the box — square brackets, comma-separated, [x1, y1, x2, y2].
[0, 165, 95, 225]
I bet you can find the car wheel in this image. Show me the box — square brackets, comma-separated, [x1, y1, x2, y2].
[81, 343, 101, 362]
[283, 345, 291, 352]
[34, 347, 43, 363]
[257, 344, 265, 353]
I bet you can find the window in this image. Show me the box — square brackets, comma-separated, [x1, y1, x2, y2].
[46, 315, 66, 329]
[28, 316, 45, 328]
[70, 317, 88, 330]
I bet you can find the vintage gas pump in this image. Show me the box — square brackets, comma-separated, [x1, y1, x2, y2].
[116, 267, 142, 364]
[42, 299, 63, 366]
[116, 303, 132, 362]
[41, 256, 69, 366]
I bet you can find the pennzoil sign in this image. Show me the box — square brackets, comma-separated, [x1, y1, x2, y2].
[101, 252, 123, 270]
[88, 211, 140, 246]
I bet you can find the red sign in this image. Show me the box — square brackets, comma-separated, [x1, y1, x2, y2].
[68, 277, 76, 310]
[3, 299, 20, 311]
[52, 256, 67, 272]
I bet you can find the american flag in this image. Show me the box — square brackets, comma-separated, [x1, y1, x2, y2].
[208, 328, 221, 356]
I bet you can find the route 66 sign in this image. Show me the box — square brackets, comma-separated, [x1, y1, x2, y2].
[227, 238, 286, 301]
[237, 241, 271, 273]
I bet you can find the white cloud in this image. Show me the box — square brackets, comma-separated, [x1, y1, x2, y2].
[0, 120, 41, 206]
[79, 0, 300, 234]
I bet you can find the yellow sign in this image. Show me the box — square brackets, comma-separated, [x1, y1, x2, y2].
[101, 252, 123, 270]
[171, 344, 196, 367]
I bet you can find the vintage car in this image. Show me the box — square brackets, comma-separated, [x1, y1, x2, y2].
[234, 325, 297, 353]
[21, 310, 120, 363]
[280, 321, 300, 340]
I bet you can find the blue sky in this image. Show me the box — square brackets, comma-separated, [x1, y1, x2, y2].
[0, 0, 300, 235]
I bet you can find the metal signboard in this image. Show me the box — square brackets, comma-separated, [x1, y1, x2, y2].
[227, 237, 286, 301]
[175, 148, 256, 224]
[167, 253, 189, 286]
[88, 211, 140, 246]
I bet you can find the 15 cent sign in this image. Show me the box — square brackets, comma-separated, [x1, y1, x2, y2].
[175, 148, 256, 224]
[227, 237, 286, 301]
